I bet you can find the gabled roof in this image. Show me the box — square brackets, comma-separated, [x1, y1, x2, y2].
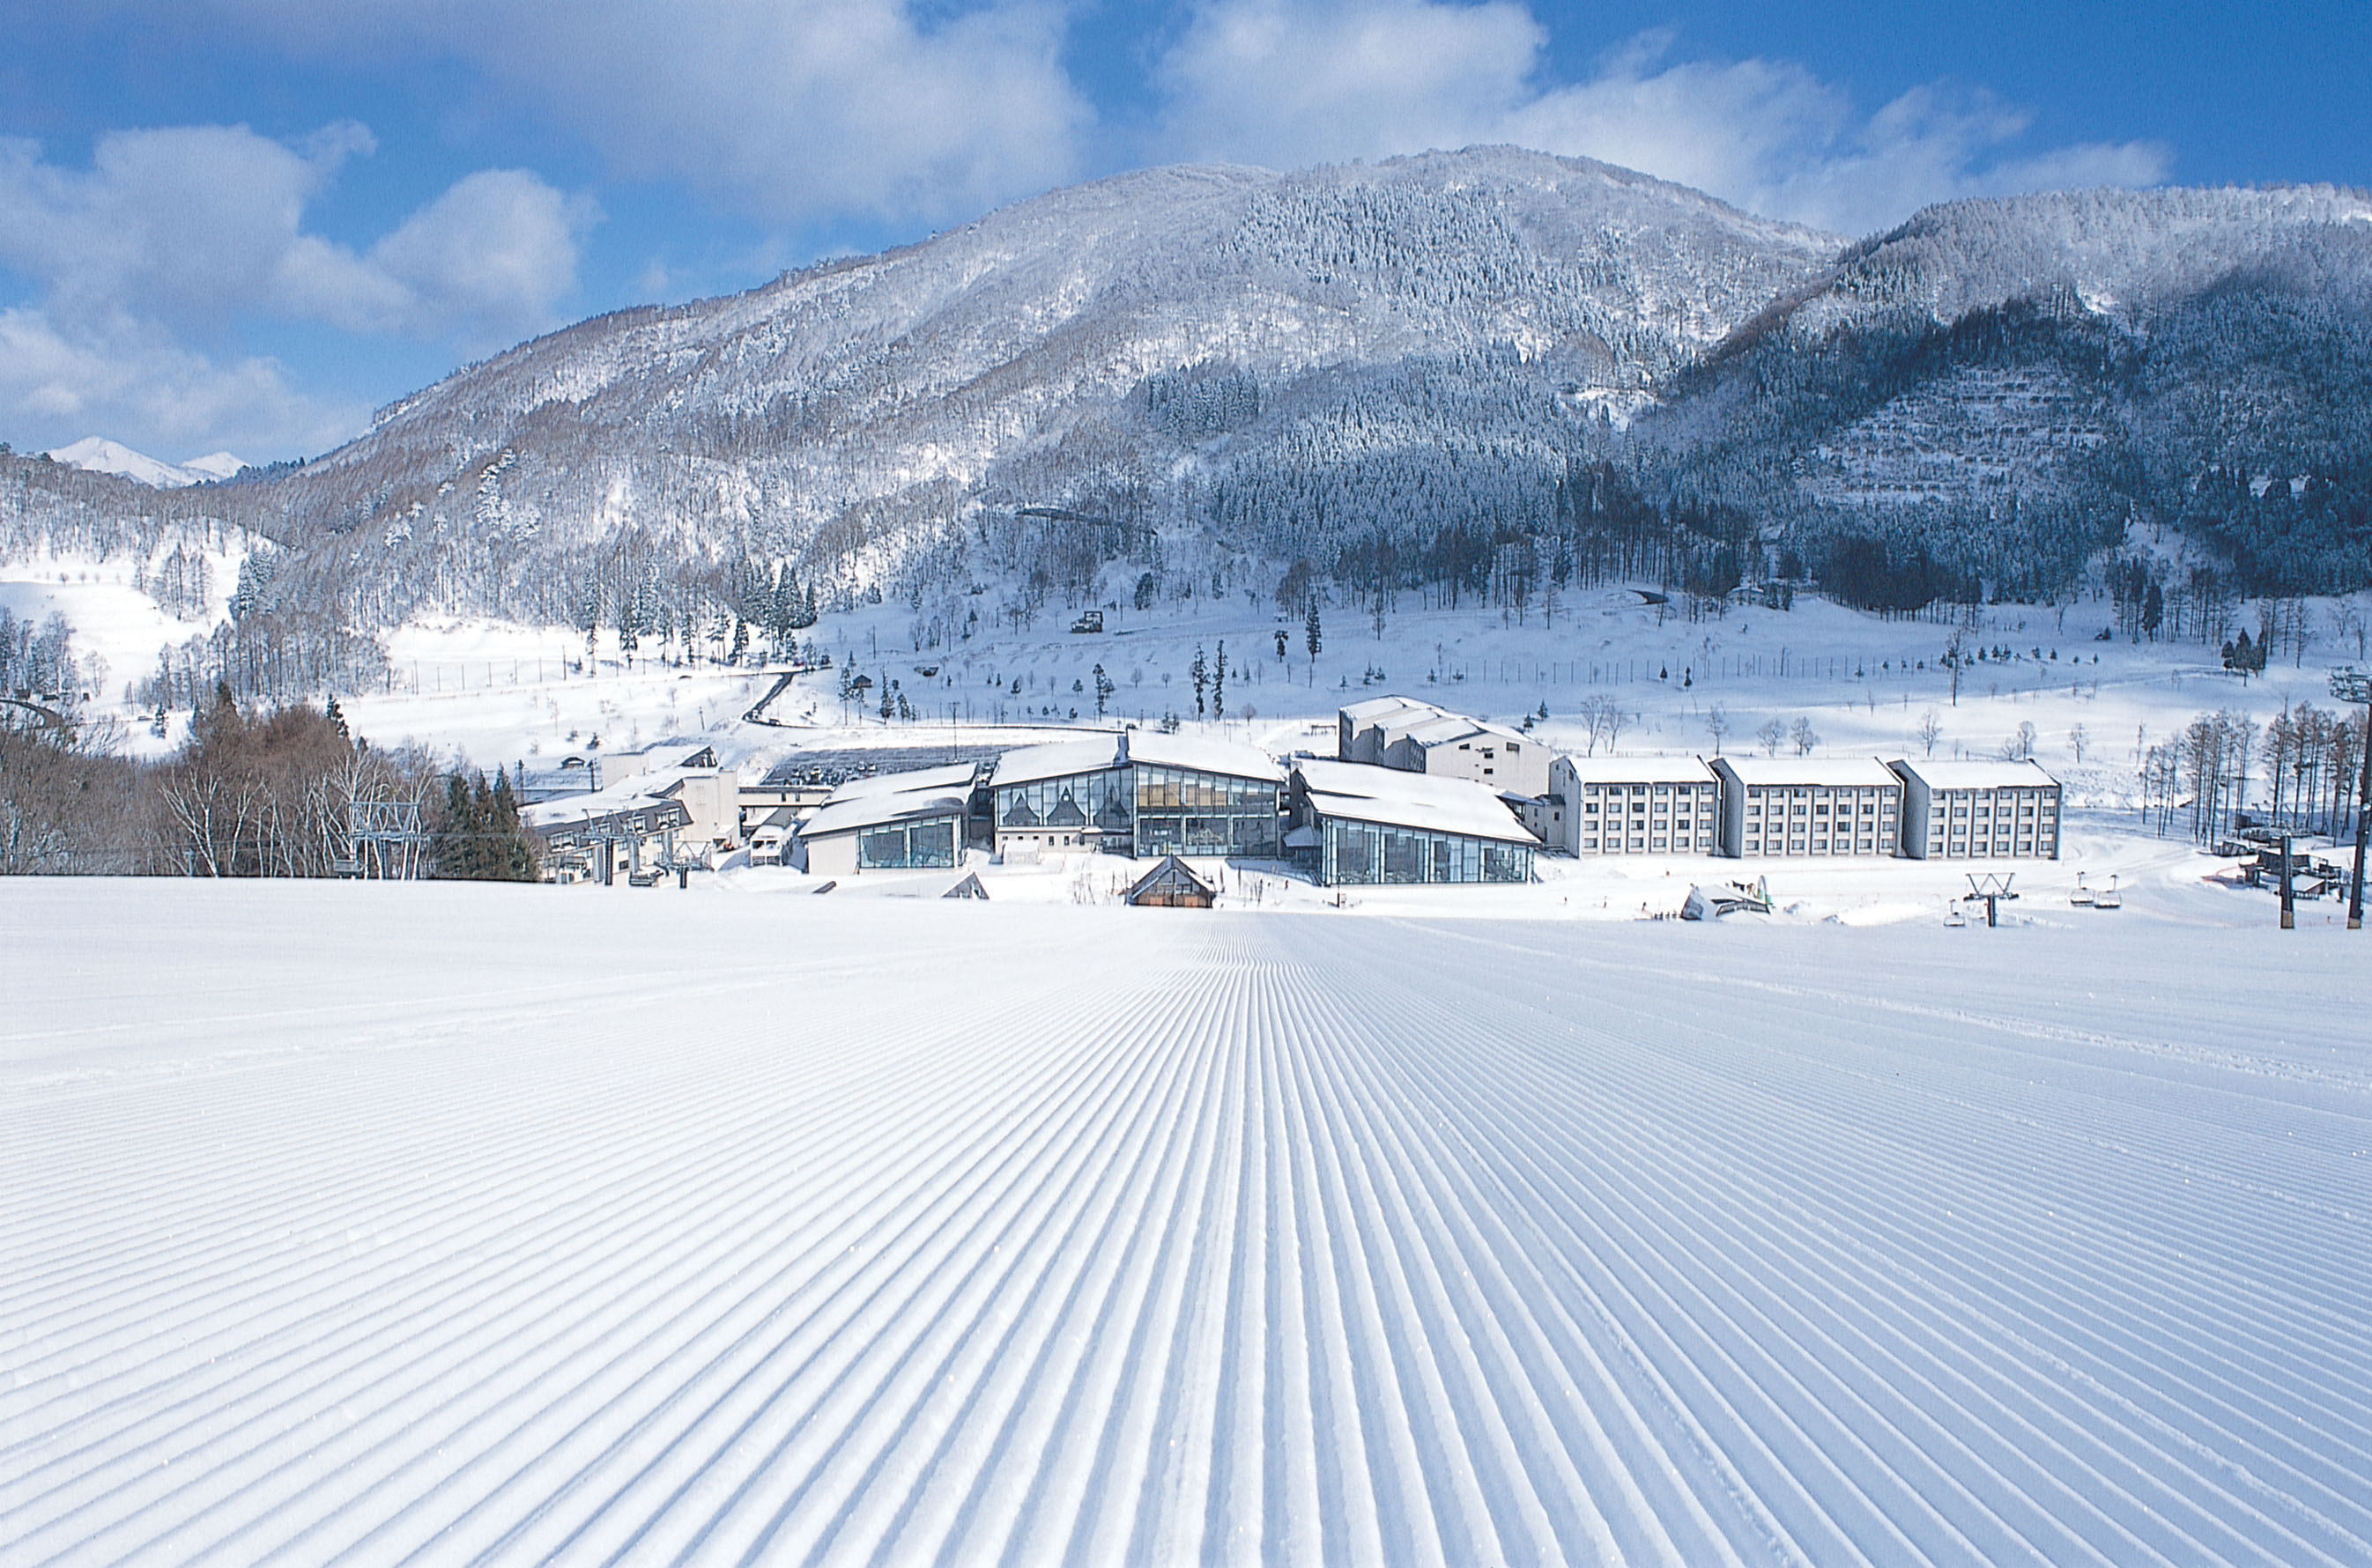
[1127, 854, 1217, 902]
[1293, 759, 1538, 845]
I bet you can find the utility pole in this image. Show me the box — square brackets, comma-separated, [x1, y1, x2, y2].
[2279, 832, 2294, 930]
[2332, 668, 2372, 930]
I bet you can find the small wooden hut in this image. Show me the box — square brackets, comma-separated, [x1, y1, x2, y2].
[1127, 854, 1217, 908]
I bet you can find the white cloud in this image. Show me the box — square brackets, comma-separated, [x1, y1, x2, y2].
[0, 124, 594, 347]
[1154, 4, 2170, 235]
[0, 122, 594, 458]
[0, 307, 367, 458]
[185, 0, 1092, 229]
[367, 170, 600, 345]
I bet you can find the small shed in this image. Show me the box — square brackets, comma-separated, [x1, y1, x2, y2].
[1128, 854, 1217, 908]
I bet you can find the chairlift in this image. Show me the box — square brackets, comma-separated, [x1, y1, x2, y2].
[1944, 900, 1968, 928]
[2069, 872, 2094, 907]
[2093, 875, 2122, 911]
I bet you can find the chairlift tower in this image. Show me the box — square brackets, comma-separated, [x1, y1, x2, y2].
[2331, 667, 2371, 930]
[346, 800, 427, 880]
[1964, 871, 2019, 928]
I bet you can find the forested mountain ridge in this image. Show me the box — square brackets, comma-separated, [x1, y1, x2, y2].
[5, 148, 2370, 702]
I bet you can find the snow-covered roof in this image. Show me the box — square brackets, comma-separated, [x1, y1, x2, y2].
[1293, 759, 1538, 845]
[523, 785, 685, 832]
[1121, 731, 1285, 781]
[1405, 714, 1530, 751]
[1338, 695, 1425, 726]
[829, 762, 979, 799]
[1712, 757, 1903, 789]
[1890, 758, 2061, 791]
[990, 737, 1124, 788]
[798, 766, 975, 839]
[1555, 754, 1719, 786]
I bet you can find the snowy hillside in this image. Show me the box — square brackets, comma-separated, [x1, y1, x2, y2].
[4, 881, 2368, 1564]
[5, 149, 2372, 702]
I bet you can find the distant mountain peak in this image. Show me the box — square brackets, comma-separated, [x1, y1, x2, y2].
[46, 437, 246, 489]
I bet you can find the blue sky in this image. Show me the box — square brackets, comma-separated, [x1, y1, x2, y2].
[1, 0, 2363, 464]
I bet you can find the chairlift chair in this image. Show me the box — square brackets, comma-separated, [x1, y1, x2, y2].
[2093, 875, 2122, 910]
[1944, 901, 1969, 928]
[2069, 871, 2094, 907]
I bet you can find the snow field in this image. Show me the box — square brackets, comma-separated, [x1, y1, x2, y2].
[4, 881, 2368, 1565]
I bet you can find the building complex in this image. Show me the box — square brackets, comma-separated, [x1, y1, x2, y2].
[1710, 757, 1905, 859]
[724, 694, 2066, 893]
[1336, 695, 1553, 797]
[1548, 755, 1723, 856]
[1891, 758, 2063, 860]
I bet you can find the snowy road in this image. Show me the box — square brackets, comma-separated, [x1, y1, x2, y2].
[4, 881, 2370, 1565]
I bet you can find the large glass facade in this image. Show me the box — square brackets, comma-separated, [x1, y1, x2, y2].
[1319, 817, 1531, 884]
[856, 816, 959, 869]
[1134, 765, 1280, 857]
[995, 771, 1131, 837]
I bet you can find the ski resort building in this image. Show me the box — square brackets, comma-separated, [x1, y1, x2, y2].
[989, 738, 1132, 855]
[792, 764, 977, 876]
[1290, 759, 1538, 885]
[1709, 758, 1904, 858]
[1550, 755, 1723, 855]
[525, 788, 693, 884]
[989, 732, 1286, 860]
[535, 743, 743, 852]
[1889, 758, 2063, 859]
[1335, 697, 1552, 798]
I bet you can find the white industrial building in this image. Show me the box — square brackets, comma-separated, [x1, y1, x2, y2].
[1549, 755, 1723, 856]
[1710, 757, 1904, 858]
[1335, 697, 1552, 799]
[1889, 758, 2063, 859]
[792, 764, 978, 877]
[1290, 758, 1539, 885]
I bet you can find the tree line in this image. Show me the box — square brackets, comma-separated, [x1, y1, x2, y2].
[2136, 702, 2368, 845]
[1, 686, 540, 881]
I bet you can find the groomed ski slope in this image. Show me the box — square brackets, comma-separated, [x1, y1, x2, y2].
[4, 881, 2369, 1566]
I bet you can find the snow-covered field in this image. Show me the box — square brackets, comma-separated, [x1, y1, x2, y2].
[5, 878, 2368, 1565]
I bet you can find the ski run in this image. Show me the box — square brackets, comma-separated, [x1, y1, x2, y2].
[4, 878, 2368, 1566]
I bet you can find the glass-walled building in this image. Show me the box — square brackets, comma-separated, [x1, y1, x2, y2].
[1291, 759, 1538, 885]
[989, 733, 1287, 860]
[1123, 733, 1285, 857]
[795, 763, 978, 877]
[991, 739, 1134, 854]
[856, 816, 957, 869]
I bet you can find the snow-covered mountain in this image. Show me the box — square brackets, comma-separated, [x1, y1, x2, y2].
[45, 438, 245, 489]
[263, 149, 1834, 601]
[7, 148, 2372, 668]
